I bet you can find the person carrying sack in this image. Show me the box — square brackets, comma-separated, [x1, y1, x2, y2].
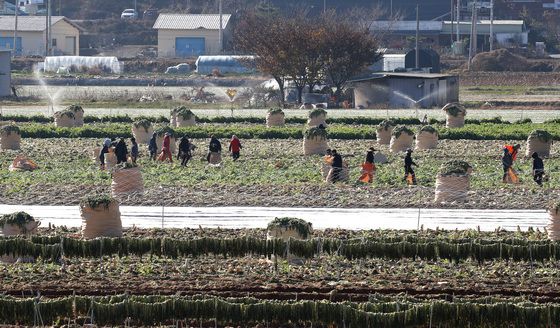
[158, 132, 173, 162]
[403, 149, 418, 185]
[148, 132, 158, 161]
[178, 136, 192, 167]
[501, 147, 515, 183]
[207, 135, 222, 164]
[359, 147, 376, 183]
[328, 149, 343, 183]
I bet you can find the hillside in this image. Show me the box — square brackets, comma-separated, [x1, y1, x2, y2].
[56, 0, 453, 20]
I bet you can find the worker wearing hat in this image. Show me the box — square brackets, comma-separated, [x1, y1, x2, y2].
[404, 148, 418, 185]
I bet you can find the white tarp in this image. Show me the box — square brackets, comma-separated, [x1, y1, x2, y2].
[42, 56, 122, 74]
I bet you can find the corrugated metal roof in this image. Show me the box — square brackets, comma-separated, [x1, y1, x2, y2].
[153, 14, 231, 30]
[349, 72, 455, 83]
[0, 16, 82, 32]
[370, 21, 443, 32]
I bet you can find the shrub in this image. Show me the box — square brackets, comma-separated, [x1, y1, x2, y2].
[155, 125, 175, 137]
[309, 108, 327, 118]
[419, 125, 438, 135]
[391, 125, 414, 138]
[529, 130, 553, 143]
[133, 119, 152, 131]
[1, 124, 20, 135]
[67, 104, 84, 114]
[377, 119, 394, 131]
[267, 217, 312, 238]
[80, 194, 115, 209]
[54, 110, 75, 119]
[443, 103, 466, 117]
[438, 160, 472, 176]
[268, 108, 284, 115]
[0, 212, 35, 230]
[304, 127, 328, 140]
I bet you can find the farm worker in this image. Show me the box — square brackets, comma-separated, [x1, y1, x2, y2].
[229, 135, 242, 161]
[329, 149, 343, 183]
[359, 148, 376, 183]
[532, 152, 545, 186]
[206, 135, 222, 163]
[178, 136, 192, 167]
[158, 132, 173, 162]
[504, 144, 521, 161]
[421, 114, 428, 125]
[501, 147, 514, 183]
[99, 138, 111, 170]
[130, 137, 139, 164]
[403, 149, 418, 185]
[148, 132, 158, 160]
[114, 138, 128, 164]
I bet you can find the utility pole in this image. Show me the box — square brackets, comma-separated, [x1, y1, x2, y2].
[490, 0, 494, 51]
[415, 2, 419, 69]
[45, 0, 49, 56]
[456, 0, 460, 42]
[450, 0, 454, 43]
[13, 0, 18, 57]
[323, 0, 326, 13]
[134, 0, 137, 17]
[48, 0, 52, 55]
[468, 0, 477, 70]
[219, 0, 223, 53]
[390, 0, 393, 17]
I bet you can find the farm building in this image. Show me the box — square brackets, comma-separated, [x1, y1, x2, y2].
[153, 14, 232, 58]
[441, 20, 528, 47]
[350, 72, 459, 109]
[371, 49, 440, 73]
[0, 16, 81, 56]
[0, 49, 10, 97]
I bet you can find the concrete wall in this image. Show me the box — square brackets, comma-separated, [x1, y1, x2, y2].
[0, 51, 11, 97]
[354, 76, 459, 109]
[0, 20, 79, 56]
[353, 80, 390, 108]
[157, 27, 230, 58]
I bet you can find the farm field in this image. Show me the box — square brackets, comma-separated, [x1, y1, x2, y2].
[2, 107, 560, 327]
[2, 227, 560, 326]
[0, 135, 559, 209]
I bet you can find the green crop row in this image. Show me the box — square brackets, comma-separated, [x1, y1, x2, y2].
[4, 113, 548, 126]
[13, 122, 560, 140]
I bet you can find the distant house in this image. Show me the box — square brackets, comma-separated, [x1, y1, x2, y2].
[153, 14, 232, 58]
[0, 16, 81, 56]
[349, 72, 459, 109]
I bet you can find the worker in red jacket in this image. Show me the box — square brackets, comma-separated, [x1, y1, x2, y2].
[158, 132, 173, 162]
[228, 135, 242, 161]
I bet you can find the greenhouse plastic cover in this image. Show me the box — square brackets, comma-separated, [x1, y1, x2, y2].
[196, 55, 255, 74]
[42, 56, 122, 74]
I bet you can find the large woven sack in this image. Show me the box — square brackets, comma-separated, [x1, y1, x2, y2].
[93, 147, 117, 170]
[390, 134, 414, 153]
[446, 114, 465, 128]
[307, 114, 327, 127]
[376, 127, 393, 145]
[208, 152, 222, 165]
[266, 112, 285, 127]
[434, 174, 470, 203]
[303, 137, 328, 155]
[526, 137, 552, 158]
[0, 221, 39, 263]
[267, 227, 308, 263]
[0, 131, 21, 150]
[132, 126, 154, 144]
[0, 221, 39, 237]
[415, 131, 438, 150]
[548, 209, 560, 241]
[54, 114, 75, 128]
[176, 115, 196, 127]
[73, 111, 84, 127]
[111, 167, 144, 196]
[81, 201, 123, 239]
[156, 136, 176, 153]
[324, 163, 350, 183]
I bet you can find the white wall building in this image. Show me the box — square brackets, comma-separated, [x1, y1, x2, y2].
[0, 15, 81, 56]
